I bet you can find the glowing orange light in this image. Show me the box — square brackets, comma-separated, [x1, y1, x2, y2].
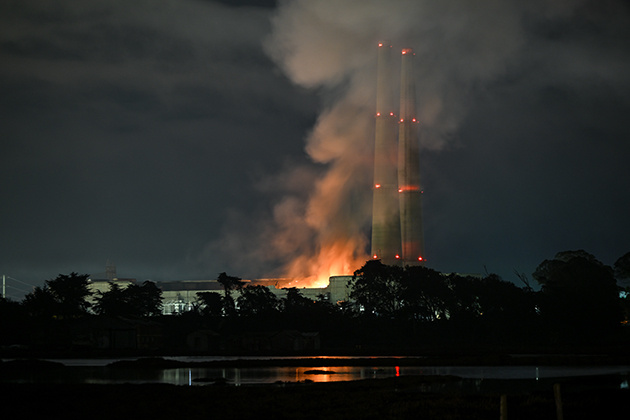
[395, 254, 400, 259]
[390, 112, 394, 116]
[373, 254, 378, 259]
[376, 112, 381, 117]
[374, 184, 381, 189]
[400, 118, 404, 122]
[412, 118, 417, 122]
[398, 185, 421, 192]
[378, 43, 383, 47]
[418, 256, 424, 261]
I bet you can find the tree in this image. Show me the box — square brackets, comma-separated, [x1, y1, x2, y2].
[22, 272, 92, 318]
[217, 272, 244, 315]
[196, 292, 224, 317]
[93, 280, 163, 318]
[129, 281, 163, 317]
[444, 274, 486, 321]
[614, 252, 630, 281]
[400, 266, 452, 321]
[93, 282, 128, 316]
[349, 260, 404, 317]
[533, 250, 622, 339]
[236, 285, 280, 317]
[282, 287, 316, 314]
[613, 252, 630, 324]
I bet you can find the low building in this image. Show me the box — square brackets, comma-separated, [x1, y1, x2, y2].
[157, 276, 353, 315]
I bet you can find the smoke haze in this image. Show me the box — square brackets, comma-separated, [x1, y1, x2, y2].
[227, 0, 628, 284]
[1, 0, 628, 295]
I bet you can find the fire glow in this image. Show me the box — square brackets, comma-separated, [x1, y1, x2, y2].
[281, 239, 368, 288]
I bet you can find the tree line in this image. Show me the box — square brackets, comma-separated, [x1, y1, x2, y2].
[17, 273, 164, 319]
[1, 249, 629, 352]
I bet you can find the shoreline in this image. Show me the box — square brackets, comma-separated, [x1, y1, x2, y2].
[1, 374, 628, 420]
[3, 352, 630, 372]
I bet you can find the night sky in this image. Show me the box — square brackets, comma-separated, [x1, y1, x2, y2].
[2, 0, 629, 299]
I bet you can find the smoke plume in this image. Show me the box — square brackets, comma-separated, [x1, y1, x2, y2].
[204, 0, 622, 285]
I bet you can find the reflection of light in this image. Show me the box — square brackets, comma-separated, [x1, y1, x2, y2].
[395, 366, 400, 377]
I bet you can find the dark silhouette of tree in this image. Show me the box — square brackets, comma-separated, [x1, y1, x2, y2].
[280, 287, 340, 330]
[130, 281, 163, 317]
[614, 252, 630, 281]
[22, 285, 58, 318]
[217, 272, 244, 316]
[349, 260, 404, 317]
[93, 280, 163, 317]
[282, 287, 315, 314]
[445, 274, 483, 321]
[196, 291, 224, 317]
[400, 266, 452, 321]
[93, 282, 127, 316]
[475, 274, 537, 321]
[22, 272, 91, 319]
[0, 297, 29, 346]
[533, 250, 622, 340]
[614, 252, 630, 324]
[236, 285, 280, 317]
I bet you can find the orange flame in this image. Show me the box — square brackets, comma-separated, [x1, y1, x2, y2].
[281, 238, 368, 288]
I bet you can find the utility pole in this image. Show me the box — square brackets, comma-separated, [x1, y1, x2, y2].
[2, 274, 5, 299]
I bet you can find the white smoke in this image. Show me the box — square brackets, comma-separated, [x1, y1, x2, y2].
[255, 0, 531, 282]
[204, 0, 624, 283]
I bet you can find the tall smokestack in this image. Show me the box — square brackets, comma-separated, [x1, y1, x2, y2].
[398, 48, 425, 265]
[370, 43, 402, 265]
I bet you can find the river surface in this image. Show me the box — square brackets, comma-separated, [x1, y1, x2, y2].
[3, 356, 629, 388]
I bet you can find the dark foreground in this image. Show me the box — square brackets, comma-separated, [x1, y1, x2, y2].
[2, 375, 628, 420]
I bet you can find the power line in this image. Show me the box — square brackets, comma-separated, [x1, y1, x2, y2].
[6, 284, 31, 294]
[2, 275, 40, 300]
[7, 276, 38, 288]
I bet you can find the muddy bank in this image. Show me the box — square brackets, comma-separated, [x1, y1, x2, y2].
[0, 376, 627, 420]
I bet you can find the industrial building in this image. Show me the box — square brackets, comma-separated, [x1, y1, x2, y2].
[159, 276, 352, 315]
[87, 262, 352, 315]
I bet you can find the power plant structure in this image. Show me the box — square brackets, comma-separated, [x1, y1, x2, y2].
[371, 44, 425, 266]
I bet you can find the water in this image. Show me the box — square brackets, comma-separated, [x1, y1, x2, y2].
[156, 365, 630, 386]
[3, 356, 629, 387]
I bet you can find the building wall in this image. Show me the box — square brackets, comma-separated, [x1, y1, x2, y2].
[159, 276, 354, 315]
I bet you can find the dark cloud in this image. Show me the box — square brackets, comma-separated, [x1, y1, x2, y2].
[1, 0, 629, 299]
[0, 0, 317, 295]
